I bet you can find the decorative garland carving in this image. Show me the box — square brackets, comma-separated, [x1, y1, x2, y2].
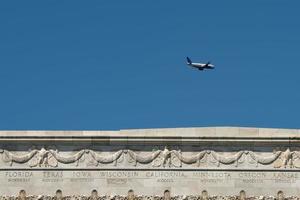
[0, 149, 38, 166]
[127, 150, 162, 166]
[210, 151, 245, 167]
[88, 150, 124, 166]
[0, 147, 300, 169]
[171, 150, 208, 167]
[0, 148, 87, 168]
[247, 151, 282, 167]
[49, 149, 86, 166]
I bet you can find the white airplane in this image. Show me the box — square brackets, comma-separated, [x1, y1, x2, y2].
[186, 57, 214, 70]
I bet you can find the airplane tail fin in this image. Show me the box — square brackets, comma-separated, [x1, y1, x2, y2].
[186, 57, 192, 64]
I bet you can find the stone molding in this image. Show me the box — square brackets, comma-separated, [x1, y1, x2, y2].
[0, 196, 298, 200]
[0, 127, 300, 144]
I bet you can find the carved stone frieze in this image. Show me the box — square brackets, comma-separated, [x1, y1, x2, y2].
[1, 147, 300, 169]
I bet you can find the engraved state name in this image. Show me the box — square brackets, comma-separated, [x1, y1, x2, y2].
[2, 171, 300, 182]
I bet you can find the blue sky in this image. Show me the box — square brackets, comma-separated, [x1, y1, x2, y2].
[0, 1, 299, 130]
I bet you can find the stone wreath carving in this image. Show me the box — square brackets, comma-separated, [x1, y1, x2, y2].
[0, 147, 299, 168]
[0, 196, 298, 200]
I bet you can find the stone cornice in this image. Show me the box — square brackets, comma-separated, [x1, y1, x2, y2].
[0, 127, 299, 144]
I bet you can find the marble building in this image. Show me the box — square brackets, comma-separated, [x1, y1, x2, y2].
[0, 127, 300, 199]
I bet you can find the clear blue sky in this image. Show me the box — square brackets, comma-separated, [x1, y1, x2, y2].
[0, 1, 299, 130]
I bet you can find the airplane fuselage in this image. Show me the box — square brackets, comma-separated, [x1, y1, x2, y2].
[186, 57, 214, 71]
[187, 62, 214, 69]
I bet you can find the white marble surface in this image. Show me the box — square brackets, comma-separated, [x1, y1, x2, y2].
[0, 127, 299, 137]
[0, 127, 300, 196]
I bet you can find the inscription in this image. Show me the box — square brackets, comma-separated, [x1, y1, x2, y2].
[157, 179, 174, 183]
[238, 172, 266, 184]
[70, 172, 93, 182]
[99, 171, 139, 178]
[192, 172, 231, 179]
[72, 172, 92, 178]
[42, 171, 63, 182]
[273, 172, 298, 183]
[107, 178, 127, 185]
[146, 172, 186, 178]
[5, 172, 33, 178]
[192, 172, 232, 184]
[70, 178, 94, 182]
[5, 172, 33, 183]
[1, 170, 300, 194]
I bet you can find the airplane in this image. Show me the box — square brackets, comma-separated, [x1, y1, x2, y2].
[186, 57, 214, 70]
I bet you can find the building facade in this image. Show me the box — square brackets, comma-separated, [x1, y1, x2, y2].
[0, 127, 299, 199]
